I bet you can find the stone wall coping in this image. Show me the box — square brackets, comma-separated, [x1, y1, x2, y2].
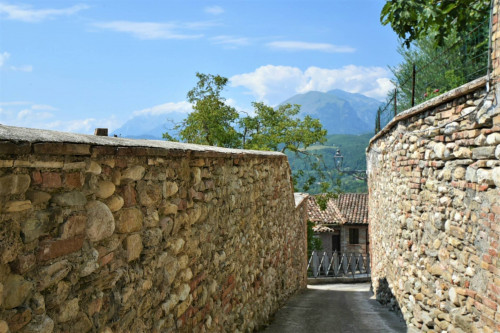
[0, 124, 285, 158]
[294, 192, 309, 207]
[367, 75, 489, 152]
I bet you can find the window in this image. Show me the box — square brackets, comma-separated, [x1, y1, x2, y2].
[349, 228, 359, 244]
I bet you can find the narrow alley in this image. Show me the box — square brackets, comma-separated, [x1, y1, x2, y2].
[262, 283, 407, 333]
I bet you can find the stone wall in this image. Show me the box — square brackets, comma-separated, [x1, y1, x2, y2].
[367, 77, 500, 330]
[0, 125, 307, 332]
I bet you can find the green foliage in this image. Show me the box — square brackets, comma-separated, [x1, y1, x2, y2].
[381, 0, 490, 48]
[242, 102, 327, 153]
[174, 73, 241, 147]
[307, 220, 323, 253]
[384, 22, 489, 118]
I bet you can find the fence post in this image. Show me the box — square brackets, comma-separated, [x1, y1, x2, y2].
[411, 64, 416, 107]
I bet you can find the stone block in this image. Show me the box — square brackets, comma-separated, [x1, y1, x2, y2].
[2, 274, 33, 309]
[37, 236, 85, 261]
[486, 133, 500, 145]
[137, 181, 162, 206]
[493, 167, 500, 187]
[41, 172, 62, 188]
[477, 169, 495, 185]
[95, 180, 116, 199]
[38, 260, 71, 291]
[116, 208, 143, 233]
[472, 147, 496, 159]
[4, 200, 32, 212]
[52, 191, 87, 207]
[0, 141, 31, 155]
[121, 165, 145, 181]
[34, 143, 90, 155]
[64, 172, 83, 189]
[60, 215, 87, 239]
[105, 194, 124, 212]
[0, 174, 31, 196]
[21, 217, 45, 243]
[86, 161, 102, 174]
[125, 234, 143, 262]
[86, 200, 115, 242]
[58, 298, 80, 322]
[25, 190, 51, 205]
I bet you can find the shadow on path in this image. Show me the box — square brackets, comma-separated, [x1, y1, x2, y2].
[261, 283, 407, 333]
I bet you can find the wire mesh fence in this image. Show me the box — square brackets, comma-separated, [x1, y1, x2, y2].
[375, 15, 492, 133]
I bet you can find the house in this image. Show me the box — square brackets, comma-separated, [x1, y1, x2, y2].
[308, 193, 368, 254]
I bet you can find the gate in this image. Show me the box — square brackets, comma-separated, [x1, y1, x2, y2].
[307, 251, 371, 278]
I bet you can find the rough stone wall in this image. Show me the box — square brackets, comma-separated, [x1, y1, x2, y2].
[0, 126, 307, 332]
[368, 77, 500, 331]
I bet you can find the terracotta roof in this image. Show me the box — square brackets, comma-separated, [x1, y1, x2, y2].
[307, 193, 368, 225]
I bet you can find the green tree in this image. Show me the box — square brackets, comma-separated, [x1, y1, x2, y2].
[163, 72, 240, 147]
[241, 102, 327, 153]
[381, 0, 490, 48]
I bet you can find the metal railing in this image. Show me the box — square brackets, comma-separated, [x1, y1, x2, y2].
[307, 251, 370, 278]
[375, 13, 492, 133]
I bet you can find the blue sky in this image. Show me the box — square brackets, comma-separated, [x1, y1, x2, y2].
[0, 0, 402, 134]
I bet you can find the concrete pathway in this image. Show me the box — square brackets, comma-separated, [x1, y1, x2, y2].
[261, 283, 407, 333]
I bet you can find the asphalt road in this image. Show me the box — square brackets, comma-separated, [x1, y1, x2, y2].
[261, 283, 407, 333]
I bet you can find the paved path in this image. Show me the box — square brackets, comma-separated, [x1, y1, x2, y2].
[261, 283, 407, 333]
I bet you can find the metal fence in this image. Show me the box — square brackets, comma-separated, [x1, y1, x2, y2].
[307, 251, 370, 278]
[375, 12, 492, 133]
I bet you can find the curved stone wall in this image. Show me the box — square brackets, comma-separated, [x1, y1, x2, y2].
[0, 125, 307, 332]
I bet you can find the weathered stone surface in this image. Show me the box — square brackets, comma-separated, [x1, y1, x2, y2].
[105, 195, 124, 212]
[0, 127, 305, 333]
[21, 315, 54, 333]
[25, 190, 51, 205]
[163, 181, 178, 198]
[4, 200, 32, 212]
[95, 181, 115, 199]
[0, 174, 30, 196]
[125, 234, 142, 262]
[58, 298, 79, 322]
[121, 166, 145, 181]
[116, 208, 143, 233]
[21, 217, 45, 243]
[472, 146, 496, 159]
[3, 274, 33, 309]
[86, 161, 101, 174]
[37, 236, 85, 261]
[486, 132, 500, 145]
[137, 182, 162, 207]
[52, 191, 87, 207]
[368, 84, 500, 332]
[85, 200, 115, 242]
[60, 215, 86, 239]
[38, 260, 71, 291]
[492, 167, 500, 187]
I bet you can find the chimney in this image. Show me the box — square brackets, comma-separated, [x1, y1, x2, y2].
[94, 128, 108, 136]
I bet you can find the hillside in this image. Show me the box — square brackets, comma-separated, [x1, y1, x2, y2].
[288, 133, 371, 194]
[282, 89, 382, 135]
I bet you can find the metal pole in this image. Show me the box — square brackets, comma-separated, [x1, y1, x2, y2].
[411, 64, 416, 107]
[393, 88, 397, 116]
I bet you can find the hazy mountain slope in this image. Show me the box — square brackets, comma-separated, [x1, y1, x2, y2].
[281, 90, 382, 135]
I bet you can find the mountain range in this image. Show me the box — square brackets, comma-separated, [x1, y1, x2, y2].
[112, 89, 382, 139]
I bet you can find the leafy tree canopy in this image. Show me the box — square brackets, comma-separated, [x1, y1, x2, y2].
[163, 72, 240, 147]
[381, 0, 490, 47]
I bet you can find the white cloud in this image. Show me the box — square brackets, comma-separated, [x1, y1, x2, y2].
[132, 101, 192, 116]
[0, 52, 10, 67]
[32, 104, 57, 111]
[205, 6, 224, 15]
[230, 64, 394, 104]
[211, 35, 250, 47]
[93, 21, 213, 40]
[0, 3, 89, 22]
[10, 65, 33, 72]
[267, 41, 355, 53]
